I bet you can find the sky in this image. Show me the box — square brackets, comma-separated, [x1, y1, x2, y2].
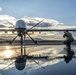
[0, 0, 76, 25]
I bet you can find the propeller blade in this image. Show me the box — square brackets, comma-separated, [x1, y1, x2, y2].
[26, 33, 37, 44]
[14, 50, 19, 56]
[23, 19, 44, 34]
[30, 19, 44, 29]
[9, 35, 18, 44]
[4, 60, 15, 69]
[32, 59, 45, 69]
[23, 19, 44, 43]
[5, 19, 14, 27]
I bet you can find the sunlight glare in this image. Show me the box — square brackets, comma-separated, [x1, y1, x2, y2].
[4, 50, 13, 58]
[4, 46, 13, 58]
[6, 46, 10, 49]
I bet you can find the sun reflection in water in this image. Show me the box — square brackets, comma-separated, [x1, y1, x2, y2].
[3, 46, 13, 58]
[6, 46, 10, 49]
[4, 50, 13, 58]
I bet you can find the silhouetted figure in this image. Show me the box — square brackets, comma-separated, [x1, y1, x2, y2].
[63, 30, 74, 63]
[64, 45, 74, 63]
[63, 30, 74, 48]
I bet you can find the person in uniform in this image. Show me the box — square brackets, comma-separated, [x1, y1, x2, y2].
[63, 30, 74, 47]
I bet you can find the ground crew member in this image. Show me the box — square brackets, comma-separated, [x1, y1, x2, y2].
[63, 30, 74, 47]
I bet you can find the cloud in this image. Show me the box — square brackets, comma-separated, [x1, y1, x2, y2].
[0, 15, 16, 27]
[22, 17, 64, 28]
[0, 15, 64, 28]
[21, 16, 76, 29]
[0, 7, 2, 11]
[0, 14, 76, 29]
[0, 15, 16, 20]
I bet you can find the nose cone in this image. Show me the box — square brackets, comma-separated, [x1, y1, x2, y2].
[15, 20, 26, 29]
[15, 62, 26, 70]
[15, 56, 26, 70]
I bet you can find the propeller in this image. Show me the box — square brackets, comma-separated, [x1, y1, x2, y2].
[5, 19, 15, 27]
[4, 60, 15, 69]
[30, 19, 44, 29]
[32, 59, 45, 69]
[14, 49, 19, 56]
[9, 35, 18, 44]
[26, 33, 37, 44]
[23, 19, 44, 44]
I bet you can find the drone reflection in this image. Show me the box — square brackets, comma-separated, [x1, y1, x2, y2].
[0, 45, 75, 71]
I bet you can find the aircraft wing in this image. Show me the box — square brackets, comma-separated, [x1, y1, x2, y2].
[27, 29, 76, 32]
[0, 28, 76, 32]
[3, 55, 76, 61]
[3, 56, 49, 60]
[0, 28, 15, 31]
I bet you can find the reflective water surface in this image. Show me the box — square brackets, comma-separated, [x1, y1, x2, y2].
[0, 45, 76, 75]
